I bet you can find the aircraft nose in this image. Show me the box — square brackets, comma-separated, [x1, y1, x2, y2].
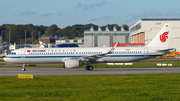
[3, 56, 8, 62]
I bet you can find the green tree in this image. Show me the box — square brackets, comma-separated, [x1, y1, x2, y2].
[122, 24, 129, 29]
[31, 30, 38, 42]
[62, 26, 71, 37]
[55, 29, 62, 37]
[44, 24, 58, 36]
[0, 23, 125, 44]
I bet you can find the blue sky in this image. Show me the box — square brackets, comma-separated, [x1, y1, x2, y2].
[1, 0, 180, 28]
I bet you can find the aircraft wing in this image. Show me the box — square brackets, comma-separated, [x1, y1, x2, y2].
[79, 43, 118, 60]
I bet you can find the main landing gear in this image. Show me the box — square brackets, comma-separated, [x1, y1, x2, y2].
[22, 64, 26, 71]
[86, 66, 93, 71]
[86, 61, 93, 71]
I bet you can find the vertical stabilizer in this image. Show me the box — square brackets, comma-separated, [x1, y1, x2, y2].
[146, 24, 172, 47]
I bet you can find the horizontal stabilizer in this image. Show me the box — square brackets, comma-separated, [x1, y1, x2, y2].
[157, 48, 176, 53]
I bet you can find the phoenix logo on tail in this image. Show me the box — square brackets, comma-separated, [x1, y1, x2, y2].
[160, 31, 169, 42]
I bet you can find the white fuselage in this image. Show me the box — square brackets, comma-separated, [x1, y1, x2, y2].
[3, 24, 175, 71]
[3, 46, 170, 64]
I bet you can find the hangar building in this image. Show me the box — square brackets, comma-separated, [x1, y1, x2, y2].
[84, 26, 129, 47]
[129, 18, 180, 51]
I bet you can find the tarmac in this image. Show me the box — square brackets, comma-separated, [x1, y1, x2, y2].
[1, 67, 180, 76]
[1, 61, 180, 76]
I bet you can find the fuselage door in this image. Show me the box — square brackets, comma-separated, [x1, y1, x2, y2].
[21, 49, 26, 58]
[144, 48, 149, 56]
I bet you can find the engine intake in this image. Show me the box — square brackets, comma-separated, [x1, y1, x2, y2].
[63, 59, 82, 68]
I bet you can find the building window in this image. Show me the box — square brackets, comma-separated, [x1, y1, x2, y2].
[74, 40, 77, 42]
[130, 23, 141, 32]
[155, 22, 161, 25]
[65, 40, 69, 42]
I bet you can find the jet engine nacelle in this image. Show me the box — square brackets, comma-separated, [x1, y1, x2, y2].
[63, 59, 82, 68]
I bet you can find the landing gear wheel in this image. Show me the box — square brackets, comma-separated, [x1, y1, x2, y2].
[22, 68, 26, 71]
[86, 66, 93, 71]
[89, 66, 93, 71]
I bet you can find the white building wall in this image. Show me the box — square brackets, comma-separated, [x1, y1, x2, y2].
[84, 36, 94, 47]
[130, 19, 180, 51]
[77, 39, 82, 43]
[55, 39, 84, 47]
[98, 36, 110, 47]
[69, 40, 74, 43]
[113, 36, 125, 43]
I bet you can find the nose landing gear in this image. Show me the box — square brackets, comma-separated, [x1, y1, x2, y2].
[22, 64, 26, 71]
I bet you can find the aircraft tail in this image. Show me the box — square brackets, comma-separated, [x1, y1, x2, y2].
[146, 24, 172, 47]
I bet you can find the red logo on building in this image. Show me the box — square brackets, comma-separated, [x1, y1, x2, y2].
[27, 50, 30, 52]
[160, 31, 169, 42]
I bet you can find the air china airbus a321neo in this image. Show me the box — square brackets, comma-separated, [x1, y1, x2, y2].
[4, 24, 176, 71]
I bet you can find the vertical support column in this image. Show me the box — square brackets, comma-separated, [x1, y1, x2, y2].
[140, 33, 142, 43]
[132, 35, 134, 43]
[143, 33, 145, 44]
[110, 33, 113, 47]
[125, 35, 128, 43]
[94, 33, 98, 47]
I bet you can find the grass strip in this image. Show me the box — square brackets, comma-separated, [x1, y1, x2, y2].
[0, 74, 180, 100]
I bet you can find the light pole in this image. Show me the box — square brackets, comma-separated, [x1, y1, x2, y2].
[38, 31, 41, 42]
[9, 28, 11, 45]
[20, 35, 21, 46]
[24, 30, 27, 44]
[1, 30, 3, 46]
[32, 35, 33, 44]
